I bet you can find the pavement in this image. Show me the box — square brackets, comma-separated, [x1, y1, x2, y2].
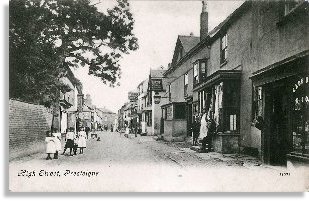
[9, 131, 308, 192]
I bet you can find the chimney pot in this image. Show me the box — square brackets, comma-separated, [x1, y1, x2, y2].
[200, 0, 208, 41]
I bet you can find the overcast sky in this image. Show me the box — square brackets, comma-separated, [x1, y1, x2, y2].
[73, 0, 244, 113]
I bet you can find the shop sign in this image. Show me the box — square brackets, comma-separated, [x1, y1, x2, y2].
[292, 76, 308, 93]
[293, 76, 309, 108]
[150, 79, 163, 92]
[128, 92, 138, 102]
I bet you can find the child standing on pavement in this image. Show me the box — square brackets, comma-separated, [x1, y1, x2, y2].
[45, 131, 56, 160]
[62, 127, 75, 156]
[78, 127, 87, 154]
[52, 128, 62, 159]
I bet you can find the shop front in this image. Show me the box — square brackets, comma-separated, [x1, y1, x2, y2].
[161, 102, 187, 141]
[193, 70, 241, 153]
[251, 54, 308, 166]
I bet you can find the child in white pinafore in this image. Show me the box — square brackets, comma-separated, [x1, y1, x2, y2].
[52, 129, 62, 159]
[78, 127, 87, 154]
[45, 131, 56, 160]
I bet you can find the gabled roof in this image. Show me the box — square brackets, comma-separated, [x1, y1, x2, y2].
[150, 69, 166, 78]
[170, 35, 200, 69]
[165, 1, 251, 76]
[178, 35, 200, 54]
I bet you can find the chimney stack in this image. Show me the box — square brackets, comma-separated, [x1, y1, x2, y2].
[200, 0, 208, 41]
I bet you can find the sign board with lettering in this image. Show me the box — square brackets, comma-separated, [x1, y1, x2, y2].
[128, 92, 138, 102]
[150, 79, 163, 92]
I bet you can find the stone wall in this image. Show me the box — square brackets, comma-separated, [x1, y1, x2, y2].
[9, 99, 53, 160]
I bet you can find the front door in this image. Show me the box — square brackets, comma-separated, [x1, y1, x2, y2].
[264, 81, 291, 166]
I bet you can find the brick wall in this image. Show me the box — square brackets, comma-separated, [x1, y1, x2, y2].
[9, 99, 53, 160]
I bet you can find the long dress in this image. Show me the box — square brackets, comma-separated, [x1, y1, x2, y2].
[45, 137, 56, 154]
[78, 131, 87, 148]
[199, 113, 208, 139]
[65, 131, 75, 148]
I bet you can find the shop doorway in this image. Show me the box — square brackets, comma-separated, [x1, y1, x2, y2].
[264, 81, 291, 166]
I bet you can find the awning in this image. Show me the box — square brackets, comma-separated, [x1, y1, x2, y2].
[250, 51, 308, 86]
[193, 70, 242, 92]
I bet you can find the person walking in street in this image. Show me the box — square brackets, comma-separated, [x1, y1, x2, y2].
[192, 115, 201, 146]
[85, 127, 90, 139]
[199, 108, 210, 153]
[78, 127, 87, 154]
[206, 116, 216, 152]
[52, 128, 62, 159]
[62, 127, 75, 156]
[45, 131, 56, 160]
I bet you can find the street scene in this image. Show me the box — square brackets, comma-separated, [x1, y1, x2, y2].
[9, 131, 307, 192]
[9, 0, 309, 192]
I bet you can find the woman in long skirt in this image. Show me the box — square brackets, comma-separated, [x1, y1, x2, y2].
[78, 127, 87, 154]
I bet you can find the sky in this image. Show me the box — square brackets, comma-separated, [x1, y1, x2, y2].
[73, 0, 244, 113]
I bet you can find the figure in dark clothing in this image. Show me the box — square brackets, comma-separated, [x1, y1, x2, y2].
[192, 116, 200, 146]
[85, 127, 90, 139]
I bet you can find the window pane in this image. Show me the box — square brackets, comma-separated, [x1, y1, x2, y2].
[184, 73, 188, 85]
[175, 104, 186, 119]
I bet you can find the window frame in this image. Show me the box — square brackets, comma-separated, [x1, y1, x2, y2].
[220, 33, 228, 64]
[184, 73, 189, 97]
[193, 59, 207, 86]
[193, 62, 199, 86]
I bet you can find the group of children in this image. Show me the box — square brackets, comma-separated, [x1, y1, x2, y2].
[45, 127, 87, 160]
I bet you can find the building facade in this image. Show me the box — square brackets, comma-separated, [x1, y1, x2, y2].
[162, 0, 309, 166]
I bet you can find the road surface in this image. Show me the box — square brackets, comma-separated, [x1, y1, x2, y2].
[9, 132, 307, 192]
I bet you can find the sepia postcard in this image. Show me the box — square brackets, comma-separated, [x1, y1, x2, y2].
[8, 0, 309, 192]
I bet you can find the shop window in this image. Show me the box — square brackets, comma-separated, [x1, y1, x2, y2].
[220, 34, 228, 64]
[229, 114, 237, 131]
[292, 75, 309, 155]
[174, 104, 186, 119]
[210, 81, 240, 132]
[184, 73, 188, 97]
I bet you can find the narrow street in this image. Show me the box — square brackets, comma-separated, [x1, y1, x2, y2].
[9, 131, 307, 192]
